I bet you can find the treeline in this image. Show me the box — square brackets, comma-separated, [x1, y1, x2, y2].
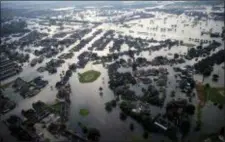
[187, 41, 221, 59]
[1, 45, 30, 63]
[1, 20, 30, 37]
[194, 49, 224, 76]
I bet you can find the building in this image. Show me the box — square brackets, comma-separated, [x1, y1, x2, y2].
[0, 54, 22, 81]
[152, 115, 179, 141]
[13, 77, 29, 90]
[0, 94, 16, 114]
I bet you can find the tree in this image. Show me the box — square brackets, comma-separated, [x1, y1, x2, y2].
[170, 91, 175, 97]
[82, 126, 88, 134]
[203, 66, 213, 77]
[48, 123, 58, 134]
[194, 121, 201, 131]
[136, 57, 147, 65]
[7, 115, 21, 126]
[69, 63, 76, 71]
[111, 100, 117, 107]
[120, 101, 132, 114]
[188, 48, 197, 58]
[87, 128, 101, 141]
[185, 104, 195, 115]
[194, 49, 224, 75]
[218, 104, 223, 110]
[180, 40, 183, 45]
[99, 92, 103, 97]
[21, 109, 25, 115]
[105, 102, 112, 112]
[129, 123, 134, 131]
[132, 63, 137, 71]
[220, 127, 224, 136]
[174, 53, 179, 59]
[141, 88, 146, 93]
[25, 54, 30, 61]
[205, 83, 210, 89]
[197, 45, 202, 50]
[180, 120, 191, 136]
[128, 50, 134, 58]
[112, 54, 119, 60]
[119, 112, 127, 121]
[1, 20, 29, 36]
[119, 58, 126, 64]
[65, 70, 72, 77]
[59, 124, 66, 132]
[78, 121, 82, 126]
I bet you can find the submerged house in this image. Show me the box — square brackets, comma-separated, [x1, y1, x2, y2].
[139, 77, 152, 84]
[13, 77, 30, 91]
[0, 55, 22, 81]
[13, 77, 47, 98]
[0, 94, 16, 114]
[152, 115, 179, 141]
[30, 76, 48, 89]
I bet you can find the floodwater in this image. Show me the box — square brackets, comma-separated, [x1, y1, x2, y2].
[1, 3, 225, 142]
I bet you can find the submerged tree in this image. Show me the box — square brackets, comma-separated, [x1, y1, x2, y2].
[143, 131, 149, 139]
[129, 123, 134, 131]
[174, 53, 179, 59]
[87, 128, 101, 141]
[119, 112, 127, 121]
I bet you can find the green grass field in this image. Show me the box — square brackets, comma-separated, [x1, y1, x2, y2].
[79, 70, 101, 83]
[204, 87, 225, 105]
[79, 109, 89, 116]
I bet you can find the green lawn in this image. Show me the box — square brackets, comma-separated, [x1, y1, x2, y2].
[78, 70, 101, 83]
[79, 109, 89, 116]
[204, 87, 225, 105]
